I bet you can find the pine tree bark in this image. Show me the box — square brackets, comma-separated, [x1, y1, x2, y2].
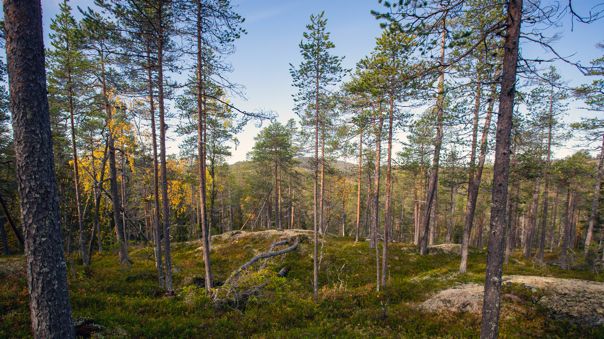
[584, 134, 604, 255]
[3, 0, 74, 335]
[480, 0, 522, 336]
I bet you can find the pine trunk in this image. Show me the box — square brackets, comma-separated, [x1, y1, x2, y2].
[4, 1, 74, 335]
[480, 0, 522, 336]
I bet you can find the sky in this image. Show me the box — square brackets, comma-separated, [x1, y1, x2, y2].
[31, 0, 604, 163]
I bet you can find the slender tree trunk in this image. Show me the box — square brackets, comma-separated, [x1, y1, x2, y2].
[537, 92, 554, 261]
[560, 188, 574, 269]
[156, 6, 173, 294]
[480, 0, 522, 336]
[355, 128, 363, 242]
[372, 108, 384, 291]
[275, 162, 282, 230]
[460, 79, 497, 272]
[65, 51, 87, 266]
[3, 1, 74, 335]
[196, 0, 213, 291]
[524, 178, 540, 258]
[319, 126, 326, 234]
[584, 134, 604, 255]
[382, 94, 394, 287]
[145, 45, 164, 288]
[446, 185, 456, 243]
[420, 20, 446, 255]
[549, 188, 560, 252]
[100, 48, 129, 265]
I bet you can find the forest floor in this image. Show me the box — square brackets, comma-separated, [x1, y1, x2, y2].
[1, 230, 604, 338]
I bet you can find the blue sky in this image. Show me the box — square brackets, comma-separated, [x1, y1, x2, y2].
[36, 0, 604, 162]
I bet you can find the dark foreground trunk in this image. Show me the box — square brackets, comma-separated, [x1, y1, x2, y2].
[480, 0, 522, 337]
[4, 0, 74, 336]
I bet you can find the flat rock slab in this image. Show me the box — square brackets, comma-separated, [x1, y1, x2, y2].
[420, 275, 604, 326]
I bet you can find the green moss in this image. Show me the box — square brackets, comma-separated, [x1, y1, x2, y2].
[1, 234, 603, 337]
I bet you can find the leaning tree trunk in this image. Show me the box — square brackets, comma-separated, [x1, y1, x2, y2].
[196, 0, 213, 291]
[460, 78, 497, 273]
[419, 21, 446, 255]
[3, 0, 74, 336]
[584, 134, 604, 255]
[480, 0, 522, 337]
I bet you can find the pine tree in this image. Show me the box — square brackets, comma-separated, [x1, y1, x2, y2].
[290, 11, 344, 299]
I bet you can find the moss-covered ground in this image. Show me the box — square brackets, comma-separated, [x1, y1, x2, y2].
[1, 233, 603, 338]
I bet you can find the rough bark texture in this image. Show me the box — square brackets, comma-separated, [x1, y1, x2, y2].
[3, 0, 74, 336]
[480, 0, 522, 337]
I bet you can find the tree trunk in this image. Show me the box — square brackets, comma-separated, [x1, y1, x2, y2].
[65, 47, 87, 266]
[319, 126, 326, 234]
[100, 48, 129, 266]
[584, 134, 604, 255]
[382, 94, 394, 287]
[560, 188, 574, 269]
[549, 188, 560, 252]
[156, 5, 173, 294]
[372, 108, 384, 291]
[537, 90, 554, 261]
[419, 21, 446, 255]
[460, 79, 497, 272]
[275, 162, 282, 230]
[145, 44, 164, 288]
[446, 185, 456, 243]
[196, 0, 213, 291]
[523, 178, 540, 258]
[480, 0, 522, 336]
[355, 127, 363, 242]
[3, 1, 74, 335]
